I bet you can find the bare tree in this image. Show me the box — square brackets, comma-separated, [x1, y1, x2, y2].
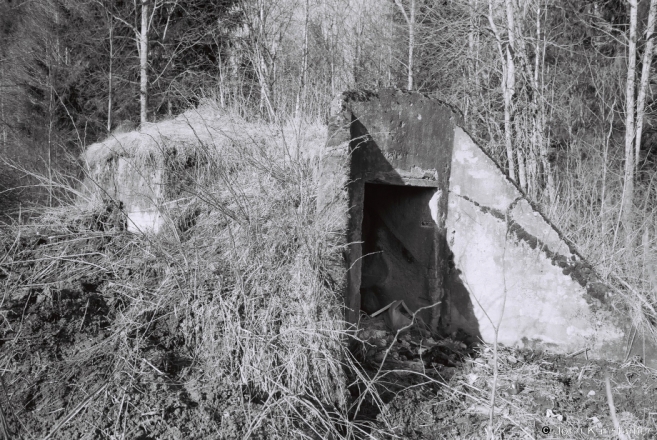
[106, 10, 115, 132]
[0, 58, 6, 151]
[96, 0, 175, 125]
[239, 0, 297, 119]
[635, 0, 657, 170]
[295, 0, 310, 118]
[394, 0, 415, 91]
[618, 0, 657, 236]
[621, 0, 638, 230]
[140, 0, 149, 125]
[488, 0, 517, 183]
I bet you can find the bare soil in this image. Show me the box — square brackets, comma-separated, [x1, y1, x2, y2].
[353, 314, 657, 439]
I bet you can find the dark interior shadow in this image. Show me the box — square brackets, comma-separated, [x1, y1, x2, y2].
[348, 117, 481, 343]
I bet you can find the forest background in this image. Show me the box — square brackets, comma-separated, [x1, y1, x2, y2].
[2, 0, 657, 309]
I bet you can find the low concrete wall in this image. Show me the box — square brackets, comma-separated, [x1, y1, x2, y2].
[83, 156, 165, 233]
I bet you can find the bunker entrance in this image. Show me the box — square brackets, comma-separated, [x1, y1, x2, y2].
[359, 183, 439, 326]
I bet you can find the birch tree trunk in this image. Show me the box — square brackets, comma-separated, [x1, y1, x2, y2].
[635, 0, 657, 170]
[504, 0, 521, 189]
[466, 0, 480, 123]
[535, 2, 555, 203]
[488, 0, 517, 182]
[354, 13, 362, 85]
[140, 0, 149, 125]
[621, 0, 638, 230]
[107, 16, 113, 132]
[408, 0, 415, 91]
[394, 0, 415, 91]
[1, 61, 6, 151]
[47, 42, 54, 207]
[295, 0, 309, 119]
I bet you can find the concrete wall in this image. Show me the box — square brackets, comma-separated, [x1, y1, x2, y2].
[318, 89, 656, 366]
[446, 127, 632, 358]
[83, 157, 165, 233]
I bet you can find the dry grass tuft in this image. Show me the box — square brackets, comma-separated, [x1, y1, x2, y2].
[541, 136, 657, 354]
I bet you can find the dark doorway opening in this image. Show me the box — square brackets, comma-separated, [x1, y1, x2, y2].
[359, 183, 439, 326]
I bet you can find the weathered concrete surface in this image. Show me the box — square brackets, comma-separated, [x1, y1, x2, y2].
[316, 100, 361, 326]
[446, 127, 633, 358]
[318, 89, 657, 366]
[83, 157, 165, 233]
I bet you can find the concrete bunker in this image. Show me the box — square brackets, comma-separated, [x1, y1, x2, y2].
[318, 89, 656, 366]
[80, 91, 657, 366]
